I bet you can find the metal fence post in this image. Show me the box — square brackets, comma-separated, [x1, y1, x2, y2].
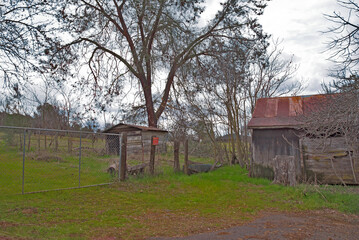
[79, 133, 82, 187]
[118, 134, 122, 180]
[0, 126, 124, 194]
[22, 129, 26, 195]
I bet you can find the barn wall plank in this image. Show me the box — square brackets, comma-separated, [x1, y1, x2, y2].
[251, 129, 301, 180]
[302, 137, 358, 184]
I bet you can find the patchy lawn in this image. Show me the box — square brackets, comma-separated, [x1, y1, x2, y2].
[1, 166, 358, 239]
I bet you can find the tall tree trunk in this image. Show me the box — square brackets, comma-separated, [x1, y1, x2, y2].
[140, 75, 158, 128]
[173, 140, 180, 172]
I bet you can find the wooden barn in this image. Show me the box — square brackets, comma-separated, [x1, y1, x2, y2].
[103, 123, 168, 156]
[248, 94, 359, 185]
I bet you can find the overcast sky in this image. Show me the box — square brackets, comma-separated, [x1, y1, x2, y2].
[258, 0, 340, 94]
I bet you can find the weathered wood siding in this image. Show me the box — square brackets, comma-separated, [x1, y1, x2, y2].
[301, 137, 359, 184]
[127, 131, 143, 154]
[134, 131, 167, 153]
[106, 131, 168, 156]
[251, 129, 301, 180]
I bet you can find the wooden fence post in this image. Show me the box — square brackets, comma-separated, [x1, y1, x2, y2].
[120, 133, 127, 181]
[184, 138, 189, 175]
[174, 140, 180, 172]
[149, 136, 156, 175]
[68, 134, 72, 153]
[55, 134, 58, 152]
[37, 131, 41, 151]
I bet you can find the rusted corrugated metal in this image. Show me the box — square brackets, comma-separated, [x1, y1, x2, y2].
[248, 94, 334, 129]
[248, 94, 358, 185]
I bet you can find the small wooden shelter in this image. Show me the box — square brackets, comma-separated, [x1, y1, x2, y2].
[103, 123, 168, 155]
[248, 94, 359, 185]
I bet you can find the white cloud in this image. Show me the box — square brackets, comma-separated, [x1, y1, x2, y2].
[259, 0, 340, 94]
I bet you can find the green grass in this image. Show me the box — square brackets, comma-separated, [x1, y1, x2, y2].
[0, 144, 116, 195]
[0, 134, 359, 239]
[1, 166, 358, 239]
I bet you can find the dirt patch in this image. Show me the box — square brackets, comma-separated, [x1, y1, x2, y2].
[27, 152, 63, 163]
[8, 207, 39, 216]
[151, 209, 359, 240]
[0, 221, 20, 228]
[36, 155, 63, 162]
[21, 207, 38, 215]
[0, 222, 23, 240]
[126, 209, 251, 240]
[0, 236, 24, 240]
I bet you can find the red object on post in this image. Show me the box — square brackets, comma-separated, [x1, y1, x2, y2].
[152, 137, 159, 145]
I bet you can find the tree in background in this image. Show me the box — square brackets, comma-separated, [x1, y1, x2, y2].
[298, 0, 359, 183]
[0, 1, 56, 98]
[1, 0, 271, 131]
[325, 0, 358, 81]
[33, 103, 68, 129]
[48, 0, 269, 128]
[168, 36, 301, 167]
[247, 38, 302, 113]
[298, 93, 359, 184]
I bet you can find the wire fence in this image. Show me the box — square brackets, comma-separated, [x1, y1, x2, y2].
[0, 126, 124, 194]
[0, 126, 216, 195]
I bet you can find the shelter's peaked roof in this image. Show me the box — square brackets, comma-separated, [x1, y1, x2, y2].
[248, 94, 335, 129]
[103, 123, 168, 133]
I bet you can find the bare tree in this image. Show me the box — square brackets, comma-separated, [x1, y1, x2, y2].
[173, 36, 301, 167]
[298, 2, 359, 183]
[325, 0, 359, 75]
[247, 39, 302, 113]
[0, 1, 55, 85]
[48, 0, 268, 128]
[298, 93, 359, 183]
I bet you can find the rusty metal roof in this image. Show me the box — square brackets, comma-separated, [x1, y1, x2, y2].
[103, 123, 168, 133]
[248, 94, 334, 129]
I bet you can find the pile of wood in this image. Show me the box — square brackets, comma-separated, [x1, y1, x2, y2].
[107, 163, 149, 176]
[127, 163, 148, 175]
[186, 160, 221, 175]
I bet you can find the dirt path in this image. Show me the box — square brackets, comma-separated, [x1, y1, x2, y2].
[151, 210, 359, 240]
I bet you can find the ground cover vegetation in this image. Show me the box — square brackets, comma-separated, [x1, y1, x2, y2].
[0, 128, 211, 194]
[1, 1, 359, 238]
[1, 166, 358, 239]
[1, 134, 359, 239]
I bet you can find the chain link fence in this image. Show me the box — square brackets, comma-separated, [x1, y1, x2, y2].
[0, 126, 216, 195]
[0, 126, 121, 194]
